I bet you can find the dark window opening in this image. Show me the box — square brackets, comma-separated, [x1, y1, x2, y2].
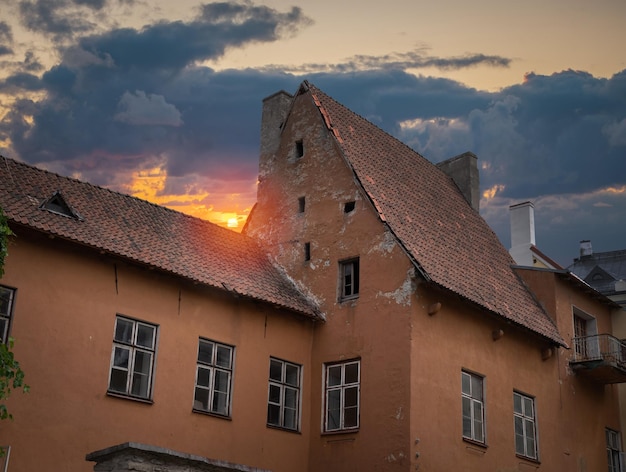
[340, 258, 360, 300]
[40, 191, 81, 219]
[295, 140, 304, 158]
[304, 242, 311, 261]
[344, 201, 356, 213]
[298, 197, 305, 213]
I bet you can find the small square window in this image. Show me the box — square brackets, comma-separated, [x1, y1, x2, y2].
[193, 338, 234, 417]
[298, 197, 305, 213]
[0, 286, 16, 344]
[339, 258, 359, 300]
[324, 359, 360, 432]
[304, 242, 311, 261]
[344, 201, 355, 213]
[462, 371, 485, 444]
[295, 140, 304, 158]
[108, 316, 158, 400]
[267, 358, 302, 431]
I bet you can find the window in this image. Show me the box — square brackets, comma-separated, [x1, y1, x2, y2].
[194, 339, 234, 416]
[344, 201, 355, 213]
[462, 371, 485, 443]
[339, 258, 359, 300]
[304, 242, 311, 261]
[607, 428, 623, 472]
[298, 196, 305, 213]
[0, 286, 15, 344]
[573, 309, 598, 359]
[295, 139, 304, 158]
[514, 392, 537, 459]
[108, 316, 157, 400]
[324, 360, 360, 432]
[267, 358, 301, 431]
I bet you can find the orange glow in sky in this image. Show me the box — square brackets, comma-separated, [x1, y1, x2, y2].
[127, 166, 251, 231]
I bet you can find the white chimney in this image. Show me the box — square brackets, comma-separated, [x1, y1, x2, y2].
[579, 240, 593, 258]
[509, 201, 536, 266]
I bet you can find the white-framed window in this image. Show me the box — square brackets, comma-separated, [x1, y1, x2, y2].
[193, 338, 234, 417]
[108, 316, 157, 400]
[462, 370, 485, 443]
[339, 258, 359, 301]
[267, 357, 301, 431]
[324, 359, 360, 432]
[514, 391, 538, 459]
[607, 428, 623, 472]
[0, 286, 15, 344]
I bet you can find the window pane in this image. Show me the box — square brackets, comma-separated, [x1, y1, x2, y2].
[513, 393, 522, 413]
[462, 372, 471, 395]
[113, 346, 130, 368]
[284, 407, 297, 429]
[198, 340, 213, 364]
[0, 319, 7, 343]
[133, 350, 152, 375]
[194, 387, 210, 410]
[267, 403, 280, 425]
[115, 319, 134, 343]
[285, 364, 299, 386]
[212, 391, 228, 415]
[327, 366, 342, 387]
[136, 323, 155, 349]
[109, 368, 128, 392]
[344, 386, 358, 407]
[0, 287, 12, 315]
[523, 397, 533, 417]
[216, 345, 232, 368]
[131, 371, 149, 397]
[196, 367, 211, 387]
[344, 405, 358, 428]
[268, 384, 281, 404]
[345, 362, 359, 384]
[269, 359, 283, 381]
[526, 435, 536, 458]
[213, 370, 230, 393]
[471, 376, 482, 401]
[327, 389, 341, 429]
[284, 387, 298, 409]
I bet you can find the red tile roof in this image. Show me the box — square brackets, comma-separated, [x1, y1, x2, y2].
[0, 156, 321, 320]
[301, 82, 564, 345]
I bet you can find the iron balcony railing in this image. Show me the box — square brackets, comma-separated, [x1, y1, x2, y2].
[572, 334, 626, 367]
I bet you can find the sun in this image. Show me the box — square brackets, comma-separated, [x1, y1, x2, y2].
[227, 217, 239, 228]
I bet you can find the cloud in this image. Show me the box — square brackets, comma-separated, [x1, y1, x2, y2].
[114, 91, 183, 127]
[73, 2, 311, 71]
[0, 20, 13, 55]
[19, 0, 97, 39]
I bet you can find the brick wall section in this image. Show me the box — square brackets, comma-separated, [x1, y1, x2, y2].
[86, 443, 272, 472]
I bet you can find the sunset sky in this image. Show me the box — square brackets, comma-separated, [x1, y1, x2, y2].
[0, 0, 625, 267]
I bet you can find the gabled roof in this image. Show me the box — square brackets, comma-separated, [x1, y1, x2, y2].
[568, 249, 626, 295]
[300, 82, 564, 345]
[0, 156, 321, 320]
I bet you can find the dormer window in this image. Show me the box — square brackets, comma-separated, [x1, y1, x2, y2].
[40, 191, 81, 219]
[295, 140, 304, 159]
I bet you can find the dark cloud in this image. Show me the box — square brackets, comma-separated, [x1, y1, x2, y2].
[73, 3, 311, 71]
[0, 20, 13, 55]
[19, 0, 96, 39]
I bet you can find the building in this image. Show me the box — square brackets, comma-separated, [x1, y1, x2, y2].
[0, 81, 622, 471]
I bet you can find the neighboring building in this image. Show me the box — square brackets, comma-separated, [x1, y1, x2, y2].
[0, 81, 623, 472]
[569, 241, 626, 457]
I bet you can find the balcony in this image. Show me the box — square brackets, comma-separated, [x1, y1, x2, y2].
[570, 334, 626, 384]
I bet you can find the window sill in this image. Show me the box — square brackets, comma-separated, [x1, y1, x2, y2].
[339, 296, 359, 304]
[462, 437, 487, 450]
[106, 391, 153, 404]
[266, 424, 301, 434]
[516, 454, 540, 465]
[322, 428, 359, 437]
[192, 408, 232, 421]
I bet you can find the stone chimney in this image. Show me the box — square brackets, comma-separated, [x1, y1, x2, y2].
[436, 152, 480, 211]
[509, 201, 536, 266]
[260, 90, 293, 160]
[579, 240, 593, 258]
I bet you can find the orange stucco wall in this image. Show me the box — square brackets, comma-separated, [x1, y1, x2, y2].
[0, 229, 315, 472]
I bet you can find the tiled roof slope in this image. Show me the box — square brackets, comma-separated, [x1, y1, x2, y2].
[0, 156, 321, 320]
[302, 82, 564, 345]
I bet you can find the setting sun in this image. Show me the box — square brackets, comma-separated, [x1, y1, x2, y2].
[227, 217, 238, 228]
